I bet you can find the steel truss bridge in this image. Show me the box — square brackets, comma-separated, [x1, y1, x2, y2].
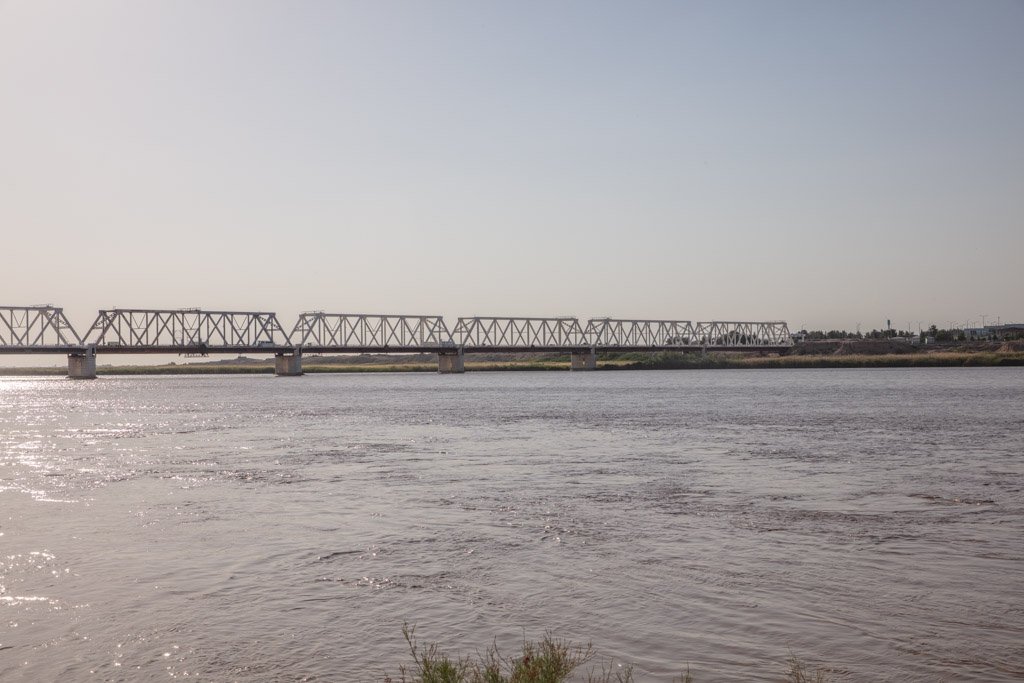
[1, 305, 792, 377]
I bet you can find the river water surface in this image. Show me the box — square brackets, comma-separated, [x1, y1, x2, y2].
[1, 369, 1022, 681]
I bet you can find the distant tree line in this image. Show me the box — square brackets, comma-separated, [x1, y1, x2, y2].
[799, 325, 1023, 343]
[801, 330, 860, 340]
[799, 329, 915, 340]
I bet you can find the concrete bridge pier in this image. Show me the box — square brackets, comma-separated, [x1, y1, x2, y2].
[275, 351, 303, 376]
[438, 350, 465, 374]
[68, 345, 97, 380]
[570, 349, 597, 371]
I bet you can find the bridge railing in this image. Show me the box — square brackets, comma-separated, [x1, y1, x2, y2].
[0, 305, 82, 349]
[452, 317, 590, 349]
[85, 309, 291, 350]
[290, 313, 453, 349]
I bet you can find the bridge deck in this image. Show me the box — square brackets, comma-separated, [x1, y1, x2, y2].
[0, 346, 87, 355]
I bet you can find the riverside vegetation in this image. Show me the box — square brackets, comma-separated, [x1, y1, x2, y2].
[385, 625, 832, 683]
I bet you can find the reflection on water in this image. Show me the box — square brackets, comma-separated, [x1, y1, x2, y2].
[1, 369, 1022, 681]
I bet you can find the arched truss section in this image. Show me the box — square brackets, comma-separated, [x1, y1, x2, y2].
[0, 306, 81, 350]
[85, 309, 290, 352]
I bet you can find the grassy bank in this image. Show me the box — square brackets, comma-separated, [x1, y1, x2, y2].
[607, 350, 1024, 370]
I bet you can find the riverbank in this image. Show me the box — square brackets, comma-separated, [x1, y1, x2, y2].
[2, 348, 1023, 376]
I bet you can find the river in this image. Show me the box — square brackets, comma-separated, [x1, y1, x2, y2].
[1, 369, 1022, 681]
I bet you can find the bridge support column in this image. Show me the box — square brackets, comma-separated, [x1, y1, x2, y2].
[275, 351, 303, 376]
[438, 350, 465, 374]
[570, 349, 597, 371]
[68, 345, 97, 380]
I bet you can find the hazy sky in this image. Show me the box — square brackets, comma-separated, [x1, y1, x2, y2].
[2, 0, 1022, 334]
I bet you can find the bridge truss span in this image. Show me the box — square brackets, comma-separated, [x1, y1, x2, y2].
[586, 318, 792, 350]
[690, 321, 792, 348]
[452, 317, 590, 351]
[0, 305, 82, 352]
[586, 318, 696, 349]
[85, 309, 292, 353]
[291, 313, 453, 352]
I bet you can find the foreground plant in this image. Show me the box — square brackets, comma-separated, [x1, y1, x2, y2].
[391, 623, 471, 683]
[786, 651, 832, 683]
[477, 633, 595, 683]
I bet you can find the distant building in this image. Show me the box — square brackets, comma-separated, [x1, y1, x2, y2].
[991, 324, 1024, 339]
[961, 324, 1024, 340]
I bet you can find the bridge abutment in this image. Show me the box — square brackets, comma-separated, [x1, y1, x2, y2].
[570, 349, 597, 371]
[438, 350, 465, 374]
[275, 351, 303, 376]
[68, 345, 97, 380]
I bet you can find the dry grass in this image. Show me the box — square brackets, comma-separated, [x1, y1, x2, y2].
[611, 350, 1024, 370]
[384, 625, 825, 683]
